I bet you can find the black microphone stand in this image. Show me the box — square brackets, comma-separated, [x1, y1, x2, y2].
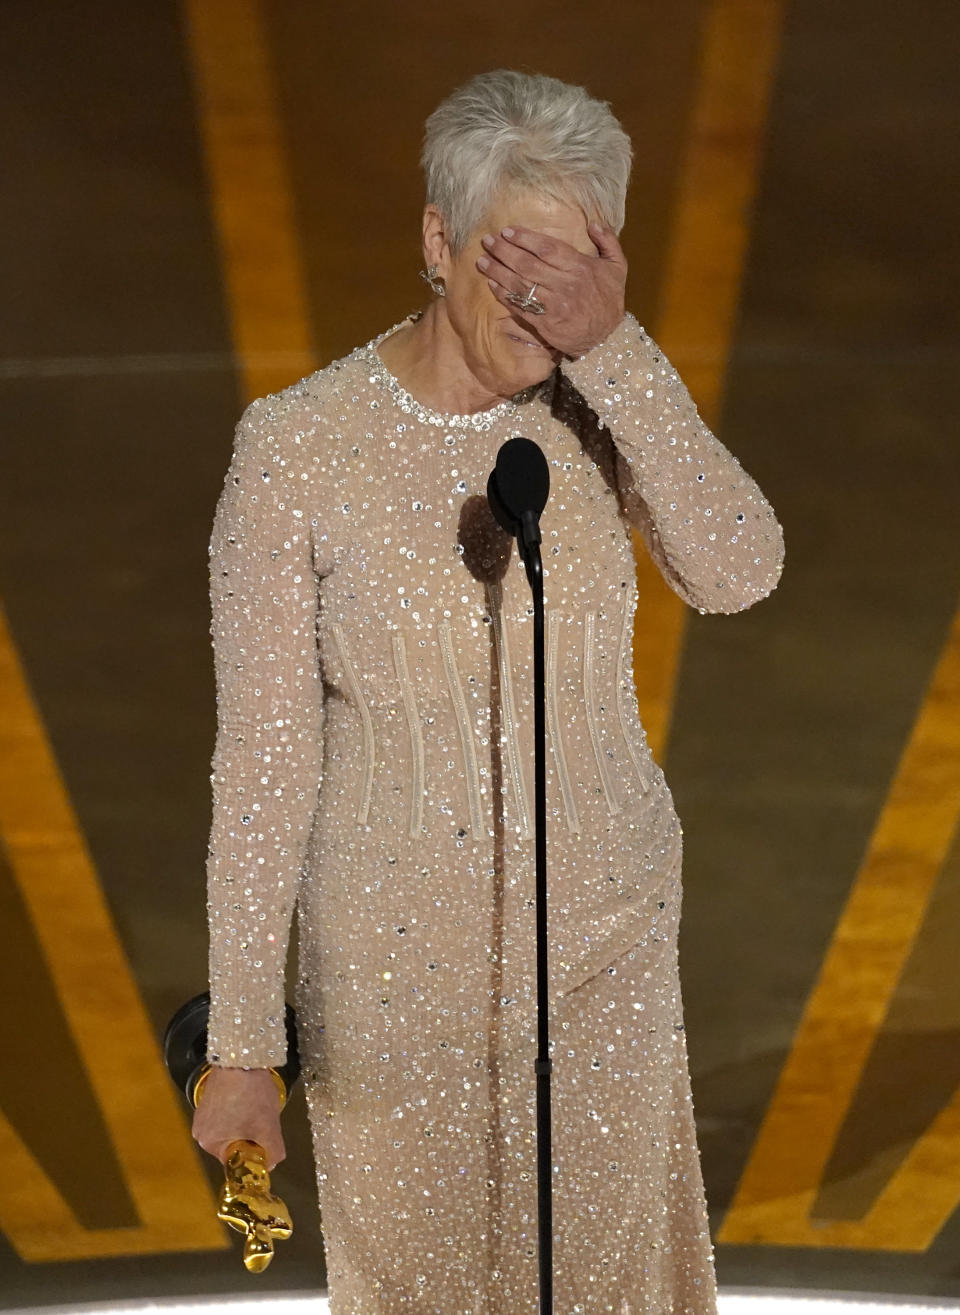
[487, 436, 553, 1314]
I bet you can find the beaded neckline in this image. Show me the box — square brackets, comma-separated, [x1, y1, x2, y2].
[358, 311, 544, 431]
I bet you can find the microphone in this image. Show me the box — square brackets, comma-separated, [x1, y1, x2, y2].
[486, 434, 556, 1311]
[486, 435, 550, 572]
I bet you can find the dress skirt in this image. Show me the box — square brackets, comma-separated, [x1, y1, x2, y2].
[298, 856, 718, 1315]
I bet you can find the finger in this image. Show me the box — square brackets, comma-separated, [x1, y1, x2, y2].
[484, 275, 514, 306]
[478, 235, 554, 288]
[484, 275, 551, 327]
[265, 1138, 286, 1171]
[588, 221, 625, 262]
[498, 225, 579, 272]
[477, 252, 553, 303]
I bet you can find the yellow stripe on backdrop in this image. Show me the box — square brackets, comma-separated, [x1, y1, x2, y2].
[0, 597, 224, 1260]
[181, 0, 316, 404]
[1, 0, 316, 1263]
[718, 595, 960, 1250]
[673, 3, 960, 1256]
[631, 0, 786, 760]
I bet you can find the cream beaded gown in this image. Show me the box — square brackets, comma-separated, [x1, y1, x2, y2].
[204, 308, 785, 1314]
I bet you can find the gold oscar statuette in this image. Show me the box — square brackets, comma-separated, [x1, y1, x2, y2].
[192, 1064, 293, 1272]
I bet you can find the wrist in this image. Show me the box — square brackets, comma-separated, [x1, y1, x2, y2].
[562, 319, 623, 363]
[192, 1063, 287, 1110]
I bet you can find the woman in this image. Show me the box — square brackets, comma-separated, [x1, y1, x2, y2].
[193, 69, 784, 1314]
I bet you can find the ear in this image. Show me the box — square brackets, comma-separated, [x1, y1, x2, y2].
[422, 204, 450, 274]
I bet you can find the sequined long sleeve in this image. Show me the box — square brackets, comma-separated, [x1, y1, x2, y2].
[205, 396, 325, 1068]
[559, 310, 785, 614]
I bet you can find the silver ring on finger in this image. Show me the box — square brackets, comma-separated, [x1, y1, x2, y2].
[505, 282, 546, 315]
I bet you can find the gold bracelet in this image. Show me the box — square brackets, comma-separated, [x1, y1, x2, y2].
[192, 1063, 287, 1110]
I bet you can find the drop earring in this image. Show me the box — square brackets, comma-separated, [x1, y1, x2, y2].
[419, 264, 446, 297]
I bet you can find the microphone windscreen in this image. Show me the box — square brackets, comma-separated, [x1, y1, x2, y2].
[487, 436, 549, 536]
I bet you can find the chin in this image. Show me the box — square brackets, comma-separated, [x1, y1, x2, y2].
[503, 332, 558, 376]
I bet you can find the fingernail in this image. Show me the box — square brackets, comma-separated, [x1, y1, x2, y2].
[501, 226, 514, 238]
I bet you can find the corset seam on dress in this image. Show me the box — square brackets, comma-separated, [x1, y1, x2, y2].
[391, 630, 425, 838]
[331, 622, 376, 824]
[546, 608, 581, 834]
[488, 580, 533, 840]
[437, 617, 486, 838]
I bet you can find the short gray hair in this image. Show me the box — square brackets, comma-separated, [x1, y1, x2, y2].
[420, 69, 633, 257]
